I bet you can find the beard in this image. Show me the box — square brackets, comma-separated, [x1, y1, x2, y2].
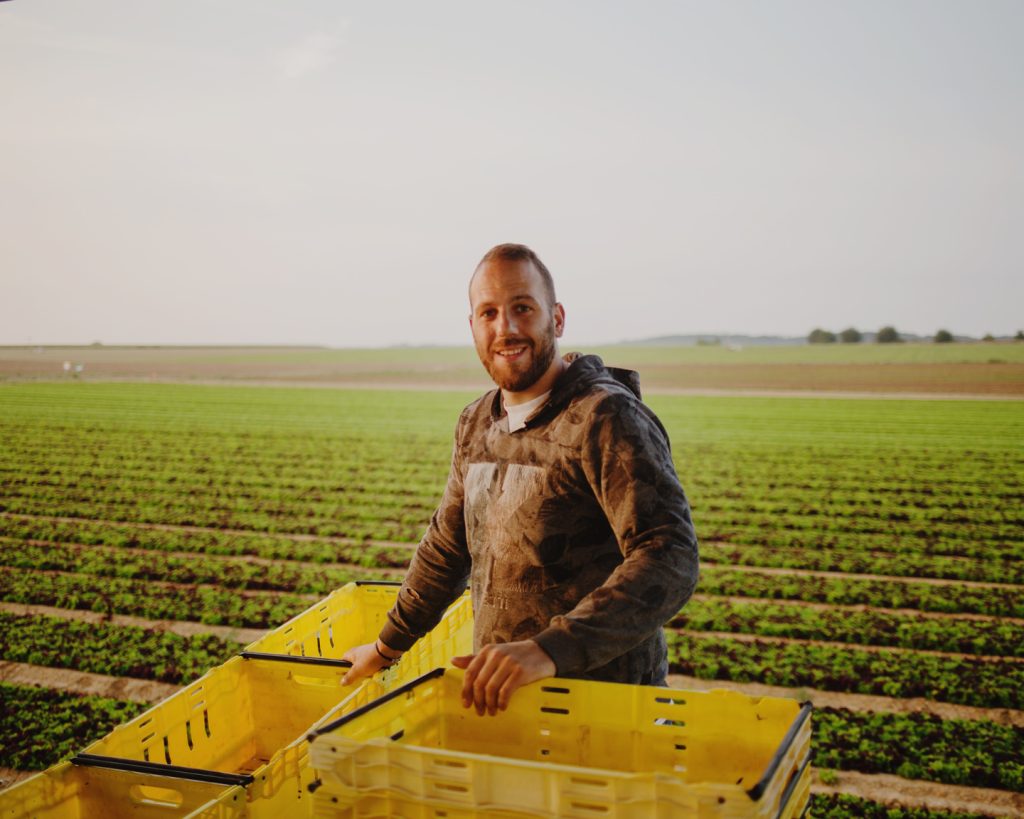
[480, 325, 558, 393]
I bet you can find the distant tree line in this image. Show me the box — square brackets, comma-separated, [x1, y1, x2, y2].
[807, 327, 1024, 344]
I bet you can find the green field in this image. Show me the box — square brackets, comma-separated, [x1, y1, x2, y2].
[1, 381, 1022, 815]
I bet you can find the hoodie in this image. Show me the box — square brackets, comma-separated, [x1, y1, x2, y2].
[378, 353, 700, 684]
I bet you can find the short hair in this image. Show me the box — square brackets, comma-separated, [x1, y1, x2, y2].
[473, 243, 557, 307]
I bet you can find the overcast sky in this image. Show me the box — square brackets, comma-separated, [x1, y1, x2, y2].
[2, 1, 1021, 347]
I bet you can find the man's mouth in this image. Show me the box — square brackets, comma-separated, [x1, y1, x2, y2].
[496, 346, 527, 359]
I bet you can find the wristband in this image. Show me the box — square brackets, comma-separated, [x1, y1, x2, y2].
[375, 641, 400, 664]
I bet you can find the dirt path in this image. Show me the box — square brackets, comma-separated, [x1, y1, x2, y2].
[702, 560, 1023, 590]
[688, 593, 1024, 625]
[811, 769, 1024, 816]
[0, 601, 266, 644]
[670, 627, 1024, 664]
[0, 767, 35, 790]
[0, 661, 180, 704]
[666, 674, 1024, 728]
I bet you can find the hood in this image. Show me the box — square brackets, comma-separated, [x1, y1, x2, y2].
[548, 352, 642, 408]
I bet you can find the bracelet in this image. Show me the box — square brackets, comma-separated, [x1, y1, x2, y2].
[375, 641, 400, 664]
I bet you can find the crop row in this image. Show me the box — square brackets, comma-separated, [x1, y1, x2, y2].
[673, 598, 1024, 657]
[0, 567, 310, 629]
[814, 707, 1023, 792]
[698, 569, 1023, 617]
[0, 516, 415, 566]
[666, 631, 1024, 709]
[0, 513, 1017, 584]
[0, 683, 147, 771]
[2, 538, 1017, 621]
[810, 794, 995, 819]
[0, 611, 239, 684]
[6, 534, 1020, 659]
[0, 540, 403, 593]
[3, 478, 1018, 548]
[701, 541, 1023, 584]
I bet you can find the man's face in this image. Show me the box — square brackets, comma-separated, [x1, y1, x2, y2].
[469, 258, 565, 394]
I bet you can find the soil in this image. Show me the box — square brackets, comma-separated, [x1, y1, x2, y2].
[0, 660, 179, 704]
[811, 769, 1024, 817]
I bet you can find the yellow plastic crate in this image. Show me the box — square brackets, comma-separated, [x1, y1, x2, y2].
[245, 582, 404, 659]
[67, 587, 473, 819]
[0, 760, 246, 819]
[308, 668, 812, 819]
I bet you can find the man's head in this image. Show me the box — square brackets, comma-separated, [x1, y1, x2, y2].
[469, 243, 566, 402]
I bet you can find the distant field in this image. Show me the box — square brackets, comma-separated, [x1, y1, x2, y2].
[1, 382, 1022, 814]
[2, 342, 1023, 395]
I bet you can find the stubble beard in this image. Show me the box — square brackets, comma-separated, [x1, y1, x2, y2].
[482, 326, 557, 393]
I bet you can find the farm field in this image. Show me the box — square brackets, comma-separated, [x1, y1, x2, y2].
[2, 341, 1024, 396]
[0, 381, 1022, 817]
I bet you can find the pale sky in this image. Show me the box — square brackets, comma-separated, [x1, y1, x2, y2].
[2, 1, 1022, 346]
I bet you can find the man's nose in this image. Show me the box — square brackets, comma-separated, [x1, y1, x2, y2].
[497, 309, 519, 336]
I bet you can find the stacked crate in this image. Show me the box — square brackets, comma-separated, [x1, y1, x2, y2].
[1, 582, 811, 818]
[0, 582, 473, 819]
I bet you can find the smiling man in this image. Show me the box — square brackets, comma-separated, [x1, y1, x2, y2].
[343, 243, 699, 715]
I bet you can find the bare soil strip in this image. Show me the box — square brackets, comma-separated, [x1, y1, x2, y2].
[666, 674, 1024, 728]
[670, 627, 1024, 664]
[811, 769, 1024, 816]
[0, 661, 180, 704]
[689, 593, 1024, 625]
[703, 560, 1023, 590]
[0, 601, 265, 644]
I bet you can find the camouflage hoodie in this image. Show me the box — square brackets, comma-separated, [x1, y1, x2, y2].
[378, 353, 699, 684]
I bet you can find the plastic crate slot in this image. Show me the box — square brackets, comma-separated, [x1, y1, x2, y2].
[541, 686, 570, 694]
[675, 744, 687, 751]
[316, 634, 323, 656]
[185, 720, 194, 750]
[569, 802, 609, 814]
[540, 707, 569, 715]
[191, 699, 206, 713]
[434, 759, 466, 769]
[141, 732, 155, 744]
[128, 784, 184, 808]
[436, 783, 468, 794]
[189, 686, 204, 698]
[539, 728, 551, 737]
[139, 717, 153, 729]
[390, 730, 405, 741]
[163, 736, 172, 764]
[656, 719, 685, 727]
[328, 624, 335, 648]
[143, 748, 149, 762]
[540, 749, 550, 756]
[655, 696, 686, 705]
[203, 708, 212, 738]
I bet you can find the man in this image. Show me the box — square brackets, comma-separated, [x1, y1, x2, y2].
[343, 243, 699, 716]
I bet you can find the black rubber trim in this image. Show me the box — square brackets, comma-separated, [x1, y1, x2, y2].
[353, 580, 403, 587]
[774, 751, 812, 818]
[71, 753, 254, 787]
[747, 702, 813, 800]
[240, 651, 352, 668]
[309, 667, 446, 740]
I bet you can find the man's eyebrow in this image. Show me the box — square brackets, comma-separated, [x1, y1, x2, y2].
[473, 293, 540, 309]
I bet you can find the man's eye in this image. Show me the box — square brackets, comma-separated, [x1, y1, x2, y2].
[515, 304, 532, 313]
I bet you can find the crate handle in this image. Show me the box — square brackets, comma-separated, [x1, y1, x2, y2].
[71, 753, 254, 787]
[240, 651, 352, 668]
[747, 702, 812, 801]
[128, 784, 184, 809]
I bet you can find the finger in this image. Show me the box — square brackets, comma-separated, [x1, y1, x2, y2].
[496, 666, 524, 712]
[470, 652, 505, 716]
[460, 650, 489, 709]
[483, 661, 516, 716]
[450, 654, 474, 669]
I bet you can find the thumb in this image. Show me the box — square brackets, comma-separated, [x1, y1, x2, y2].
[450, 654, 474, 669]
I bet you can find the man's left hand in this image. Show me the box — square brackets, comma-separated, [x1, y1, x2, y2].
[451, 640, 556, 716]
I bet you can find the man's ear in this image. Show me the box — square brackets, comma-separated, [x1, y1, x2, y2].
[553, 303, 566, 338]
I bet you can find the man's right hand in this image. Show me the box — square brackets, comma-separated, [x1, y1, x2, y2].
[341, 641, 401, 686]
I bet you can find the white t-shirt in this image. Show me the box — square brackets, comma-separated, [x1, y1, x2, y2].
[504, 390, 551, 433]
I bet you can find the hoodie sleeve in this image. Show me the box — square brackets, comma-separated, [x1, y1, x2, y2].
[531, 390, 699, 676]
[377, 412, 471, 652]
